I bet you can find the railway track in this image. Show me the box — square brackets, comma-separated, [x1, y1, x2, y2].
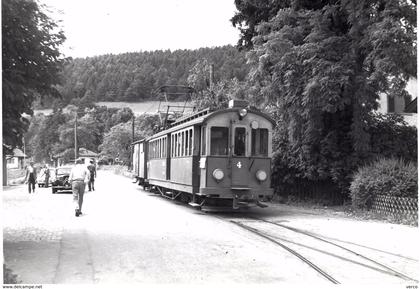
[251, 217, 418, 281]
[220, 215, 418, 284]
[230, 220, 340, 284]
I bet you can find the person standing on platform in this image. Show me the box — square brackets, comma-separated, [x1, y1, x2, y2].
[69, 158, 90, 217]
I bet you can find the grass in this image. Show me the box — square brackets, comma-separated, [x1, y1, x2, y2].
[96, 101, 194, 116]
[34, 101, 194, 116]
[276, 198, 418, 226]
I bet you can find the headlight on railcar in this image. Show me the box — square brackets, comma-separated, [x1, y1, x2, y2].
[239, 108, 247, 118]
[212, 169, 224, 182]
[256, 170, 267, 182]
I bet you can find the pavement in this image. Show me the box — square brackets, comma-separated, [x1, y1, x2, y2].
[2, 170, 419, 286]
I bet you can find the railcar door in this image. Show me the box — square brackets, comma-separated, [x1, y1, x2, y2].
[133, 143, 139, 175]
[231, 126, 249, 187]
[139, 142, 145, 178]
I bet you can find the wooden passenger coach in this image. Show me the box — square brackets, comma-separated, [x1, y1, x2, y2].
[132, 100, 275, 210]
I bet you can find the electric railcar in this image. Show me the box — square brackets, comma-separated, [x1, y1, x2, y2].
[131, 99, 275, 210]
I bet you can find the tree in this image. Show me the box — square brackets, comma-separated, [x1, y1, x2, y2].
[99, 123, 133, 164]
[23, 113, 46, 157]
[2, 0, 66, 152]
[231, 0, 285, 50]
[30, 109, 67, 163]
[243, 0, 416, 189]
[99, 115, 159, 164]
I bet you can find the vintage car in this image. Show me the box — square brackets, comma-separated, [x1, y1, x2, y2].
[51, 166, 73, 194]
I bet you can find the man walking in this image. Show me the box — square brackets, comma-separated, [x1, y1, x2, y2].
[69, 158, 90, 217]
[25, 161, 37, 194]
[87, 160, 96, 191]
[44, 164, 50, 188]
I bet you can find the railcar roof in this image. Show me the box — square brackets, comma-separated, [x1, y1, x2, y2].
[134, 107, 275, 142]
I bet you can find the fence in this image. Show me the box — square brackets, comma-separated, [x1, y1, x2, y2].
[371, 195, 418, 220]
[274, 180, 347, 205]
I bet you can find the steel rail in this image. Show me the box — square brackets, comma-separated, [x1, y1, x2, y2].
[252, 217, 418, 282]
[229, 220, 340, 284]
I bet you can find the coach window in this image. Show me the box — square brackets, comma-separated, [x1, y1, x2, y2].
[234, 127, 246, 156]
[171, 136, 174, 157]
[251, 128, 268, 156]
[163, 138, 166, 158]
[201, 126, 206, 155]
[177, 133, 181, 157]
[188, 129, 193, 155]
[185, 130, 189, 156]
[210, 127, 229, 156]
[183, 131, 186, 156]
[174, 135, 176, 157]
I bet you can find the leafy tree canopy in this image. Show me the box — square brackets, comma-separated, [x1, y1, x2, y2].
[45, 46, 249, 107]
[99, 115, 160, 164]
[24, 103, 140, 163]
[2, 0, 66, 152]
[244, 0, 416, 188]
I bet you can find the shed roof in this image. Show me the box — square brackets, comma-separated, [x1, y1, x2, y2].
[6, 148, 27, 158]
[78, 147, 98, 157]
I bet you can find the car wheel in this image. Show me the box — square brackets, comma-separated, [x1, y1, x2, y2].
[52, 188, 57, 194]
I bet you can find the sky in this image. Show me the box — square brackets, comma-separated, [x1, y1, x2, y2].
[40, 0, 241, 58]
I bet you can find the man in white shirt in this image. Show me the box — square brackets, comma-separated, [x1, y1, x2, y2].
[25, 161, 37, 194]
[69, 158, 90, 217]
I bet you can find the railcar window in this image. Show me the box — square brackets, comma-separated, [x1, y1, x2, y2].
[188, 129, 193, 155]
[185, 130, 189, 156]
[210, 127, 229, 156]
[171, 135, 174, 157]
[201, 126, 206, 155]
[163, 138, 166, 158]
[234, 127, 246, 156]
[251, 128, 268, 156]
[179, 132, 182, 157]
[182, 131, 185, 156]
[174, 134, 178, 157]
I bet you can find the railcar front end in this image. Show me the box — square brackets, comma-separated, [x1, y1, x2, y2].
[196, 101, 274, 209]
[132, 99, 275, 210]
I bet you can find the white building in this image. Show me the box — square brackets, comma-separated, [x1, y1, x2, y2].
[6, 148, 27, 169]
[378, 78, 417, 126]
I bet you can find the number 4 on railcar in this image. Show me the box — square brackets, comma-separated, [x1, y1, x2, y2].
[131, 99, 275, 210]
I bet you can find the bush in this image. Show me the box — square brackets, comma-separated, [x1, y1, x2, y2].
[350, 158, 418, 209]
[3, 264, 20, 284]
[368, 113, 417, 163]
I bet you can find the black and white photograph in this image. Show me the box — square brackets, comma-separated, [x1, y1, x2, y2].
[1, 0, 418, 287]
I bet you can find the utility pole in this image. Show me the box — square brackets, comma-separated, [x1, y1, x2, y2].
[130, 115, 135, 170]
[209, 63, 214, 91]
[209, 63, 216, 106]
[23, 136, 26, 167]
[74, 114, 78, 162]
[132, 115, 135, 142]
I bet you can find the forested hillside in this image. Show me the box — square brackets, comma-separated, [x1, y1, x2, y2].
[46, 45, 248, 107]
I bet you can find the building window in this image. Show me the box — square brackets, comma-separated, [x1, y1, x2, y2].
[387, 95, 395, 113]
